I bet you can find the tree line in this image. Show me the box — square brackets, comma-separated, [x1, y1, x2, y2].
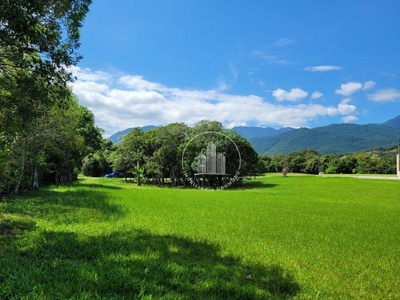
[259, 148, 397, 175]
[83, 123, 397, 188]
[82, 120, 260, 187]
[0, 0, 99, 195]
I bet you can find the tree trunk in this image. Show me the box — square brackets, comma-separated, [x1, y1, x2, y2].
[14, 141, 26, 195]
[32, 166, 39, 190]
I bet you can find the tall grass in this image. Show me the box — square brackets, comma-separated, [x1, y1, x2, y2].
[1, 175, 399, 299]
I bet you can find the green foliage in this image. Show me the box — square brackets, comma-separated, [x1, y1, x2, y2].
[0, 176, 399, 298]
[0, 0, 92, 80]
[262, 147, 397, 175]
[0, 1, 94, 195]
[82, 151, 112, 177]
[288, 155, 306, 173]
[77, 106, 104, 155]
[111, 127, 145, 175]
[131, 162, 146, 186]
[0, 82, 104, 193]
[111, 120, 260, 187]
[324, 165, 337, 174]
[39, 97, 86, 184]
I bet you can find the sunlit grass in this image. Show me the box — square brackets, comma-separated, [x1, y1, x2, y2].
[1, 175, 399, 299]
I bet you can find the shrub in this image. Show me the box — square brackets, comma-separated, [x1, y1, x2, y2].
[82, 151, 111, 177]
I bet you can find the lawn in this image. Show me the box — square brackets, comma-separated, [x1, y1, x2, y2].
[1, 175, 399, 299]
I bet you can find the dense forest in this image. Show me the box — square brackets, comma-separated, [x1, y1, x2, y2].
[0, 0, 100, 195]
[83, 120, 260, 187]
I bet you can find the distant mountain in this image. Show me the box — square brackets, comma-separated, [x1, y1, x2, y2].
[251, 123, 400, 155]
[109, 125, 157, 143]
[109, 125, 292, 143]
[232, 126, 293, 140]
[108, 116, 400, 153]
[382, 115, 400, 129]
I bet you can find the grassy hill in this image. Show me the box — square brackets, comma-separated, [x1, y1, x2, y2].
[251, 123, 400, 155]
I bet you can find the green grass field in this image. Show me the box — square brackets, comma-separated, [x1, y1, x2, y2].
[1, 175, 399, 299]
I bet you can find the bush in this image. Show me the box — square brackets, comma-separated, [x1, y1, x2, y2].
[325, 166, 337, 174]
[82, 151, 111, 177]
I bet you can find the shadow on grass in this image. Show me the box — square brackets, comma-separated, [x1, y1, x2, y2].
[231, 180, 279, 190]
[75, 182, 123, 190]
[1, 188, 124, 224]
[0, 218, 36, 243]
[175, 180, 279, 191]
[1, 229, 300, 299]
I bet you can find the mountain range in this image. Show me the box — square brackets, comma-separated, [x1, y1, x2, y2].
[109, 125, 294, 144]
[251, 123, 400, 155]
[109, 125, 157, 143]
[109, 115, 400, 155]
[250, 115, 400, 155]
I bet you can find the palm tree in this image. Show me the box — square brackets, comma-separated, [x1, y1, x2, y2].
[131, 162, 146, 186]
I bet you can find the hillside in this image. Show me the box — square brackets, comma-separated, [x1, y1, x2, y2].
[109, 125, 292, 143]
[232, 126, 293, 140]
[108, 115, 400, 154]
[109, 126, 157, 143]
[383, 115, 400, 129]
[251, 123, 400, 155]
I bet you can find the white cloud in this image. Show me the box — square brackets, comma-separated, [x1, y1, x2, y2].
[117, 75, 165, 91]
[342, 115, 358, 123]
[379, 71, 396, 78]
[311, 91, 323, 99]
[338, 99, 357, 115]
[335, 82, 363, 96]
[340, 98, 352, 104]
[72, 80, 109, 93]
[215, 63, 238, 92]
[272, 88, 308, 102]
[337, 99, 358, 122]
[252, 51, 293, 64]
[229, 62, 239, 80]
[69, 66, 111, 82]
[217, 81, 229, 92]
[226, 122, 248, 129]
[362, 81, 376, 90]
[70, 67, 362, 137]
[272, 38, 295, 47]
[367, 88, 400, 102]
[275, 60, 292, 64]
[304, 65, 342, 72]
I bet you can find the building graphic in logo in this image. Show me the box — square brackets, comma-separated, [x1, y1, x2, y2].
[182, 131, 241, 190]
[196, 142, 226, 175]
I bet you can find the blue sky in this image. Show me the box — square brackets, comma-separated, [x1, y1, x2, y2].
[70, 0, 400, 137]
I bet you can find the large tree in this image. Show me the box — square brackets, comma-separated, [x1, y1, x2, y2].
[0, 0, 93, 195]
[0, 69, 65, 194]
[111, 128, 146, 181]
[0, 0, 92, 82]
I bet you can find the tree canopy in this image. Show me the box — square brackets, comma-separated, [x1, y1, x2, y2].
[0, 0, 95, 195]
[0, 0, 92, 82]
[110, 120, 260, 188]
